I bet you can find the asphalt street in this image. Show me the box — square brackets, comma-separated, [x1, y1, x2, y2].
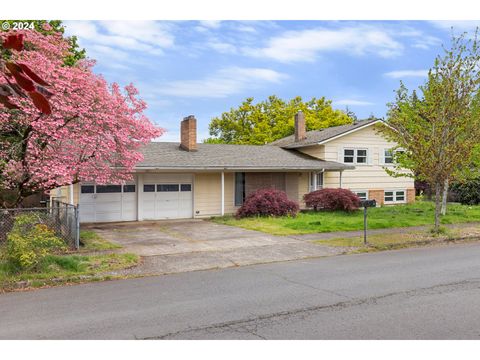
[2, 243, 480, 339]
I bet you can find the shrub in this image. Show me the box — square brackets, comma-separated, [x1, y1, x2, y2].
[304, 188, 361, 212]
[5, 213, 67, 271]
[236, 188, 299, 218]
[450, 178, 480, 205]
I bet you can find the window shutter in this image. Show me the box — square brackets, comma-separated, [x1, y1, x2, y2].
[380, 148, 385, 165]
[367, 148, 373, 165]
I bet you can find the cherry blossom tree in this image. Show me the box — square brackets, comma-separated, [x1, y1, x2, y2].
[0, 27, 163, 207]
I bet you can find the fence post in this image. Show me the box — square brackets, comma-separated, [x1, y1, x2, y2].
[75, 204, 80, 250]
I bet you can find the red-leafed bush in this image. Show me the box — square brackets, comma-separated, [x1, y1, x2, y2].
[236, 189, 299, 218]
[304, 188, 361, 212]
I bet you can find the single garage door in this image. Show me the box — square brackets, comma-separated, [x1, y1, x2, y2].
[141, 174, 193, 220]
[79, 183, 137, 223]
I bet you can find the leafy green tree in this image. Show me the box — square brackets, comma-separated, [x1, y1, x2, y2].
[205, 95, 353, 145]
[379, 32, 480, 232]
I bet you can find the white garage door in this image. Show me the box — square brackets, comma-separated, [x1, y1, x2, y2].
[141, 174, 193, 220]
[79, 183, 137, 223]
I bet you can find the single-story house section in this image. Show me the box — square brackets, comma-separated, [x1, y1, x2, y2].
[54, 112, 415, 223]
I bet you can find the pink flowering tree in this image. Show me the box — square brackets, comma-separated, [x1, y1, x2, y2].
[0, 27, 163, 207]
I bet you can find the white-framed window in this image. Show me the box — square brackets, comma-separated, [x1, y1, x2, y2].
[353, 190, 369, 201]
[384, 189, 406, 203]
[343, 148, 368, 164]
[309, 172, 324, 191]
[382, 148, 405, 165]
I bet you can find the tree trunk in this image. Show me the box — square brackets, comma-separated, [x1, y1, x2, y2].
[434, 181, 442, 232]
[441, 178, 449, 216]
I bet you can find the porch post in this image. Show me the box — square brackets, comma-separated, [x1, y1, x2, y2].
[221, 171, 225, 216]
[69, 184, 74, 204]
[339, 170, 343, 188]
[312, 171, 317, 191]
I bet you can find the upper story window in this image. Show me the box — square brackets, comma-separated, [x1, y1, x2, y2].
[383, 148, 405, 165]
[384, 149, 394, 164]
[343, 148, 368, 164]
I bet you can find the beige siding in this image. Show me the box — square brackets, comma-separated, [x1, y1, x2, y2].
[298, 172, 310, 208]
[223, 172, 237, 215]
[297, 145, 325, 159]
[193, 172, 237, 217]
[285, 173, 299, 203]
[54, 183, 79, 205]
[301, 125, 414, 192]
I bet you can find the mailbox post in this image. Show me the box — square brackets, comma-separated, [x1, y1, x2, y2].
[360, 199, 376, 245]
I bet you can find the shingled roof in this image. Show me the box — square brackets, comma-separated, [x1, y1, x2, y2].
[136, 142, 353, 171]
[270, 118, 383, 149]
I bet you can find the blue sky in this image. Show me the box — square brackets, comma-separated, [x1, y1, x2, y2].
[63, 20, 480, 142]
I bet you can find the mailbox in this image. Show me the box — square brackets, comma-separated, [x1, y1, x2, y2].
[360, 199, 376, 208]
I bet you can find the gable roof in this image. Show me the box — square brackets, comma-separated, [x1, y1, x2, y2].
[136, 142, 353, 171]
[270, 118, 384, 149]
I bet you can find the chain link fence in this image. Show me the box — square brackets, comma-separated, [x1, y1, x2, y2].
[0, 199, 80, 249]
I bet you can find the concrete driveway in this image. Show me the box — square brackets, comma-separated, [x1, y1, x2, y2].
[83, 220, 345, 274]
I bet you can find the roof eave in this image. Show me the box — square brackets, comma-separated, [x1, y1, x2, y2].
[280, 119, 386, 149]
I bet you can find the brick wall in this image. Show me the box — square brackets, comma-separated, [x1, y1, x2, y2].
[407, 188, 415, 203]
[245, 173, 286, 196]
[368, 189, 384, 206]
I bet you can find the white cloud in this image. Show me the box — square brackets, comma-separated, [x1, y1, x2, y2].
[334, 99, 374, 106]
[63, 20, 174, 59]
[207, 40, 237, 54]
[198, 20, 222, 29]
[384, 69, 429, 79]
[244, 25, 404, 62]
[430, 21, 480, 33]
[157, 67, 287, 98]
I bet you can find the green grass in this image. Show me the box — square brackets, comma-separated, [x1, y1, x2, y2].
[80, 230, 121, 251]
[0, 252, 138, 291]
[211, 201, 480, 235]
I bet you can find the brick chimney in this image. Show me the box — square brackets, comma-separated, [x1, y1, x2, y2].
[294, 111, 306, 142]
[180, 115, 197, 151]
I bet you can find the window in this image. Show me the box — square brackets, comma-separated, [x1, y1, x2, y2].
[123, 184, 136, 193]
[180, 184, 192, 192]
[384, 191, 394, 202]
[354, 191, 368, 201]
[356, 149, 367, 164]
[396, 190, 405, 202]
[343, 149, 355, 163]
[384, 149, 394, 164]
[157, 184, 179, 192]
[344, 148, 368, 164]
[310, 172, 324, 191]
[96, 185, 121, 193]
[81, 185, 94, 194]
[383, 148, 405, 165]
[384, 190, 406, 203]
[235, 172, 246, 206]
[143, 184, 155, 192]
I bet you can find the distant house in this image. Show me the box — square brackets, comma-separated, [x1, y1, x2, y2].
[55, 112, 414, 222]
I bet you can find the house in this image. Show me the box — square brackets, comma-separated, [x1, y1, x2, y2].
[55, 112, 415, 223]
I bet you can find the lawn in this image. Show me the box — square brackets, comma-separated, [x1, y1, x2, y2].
[0, 230, 137, 292]
[211, 201, 480, 235]
[314, 224, 480, 253]
[80, 230, 122, 251]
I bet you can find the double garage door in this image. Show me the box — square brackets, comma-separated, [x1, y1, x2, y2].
[79, 174, 193, 223]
